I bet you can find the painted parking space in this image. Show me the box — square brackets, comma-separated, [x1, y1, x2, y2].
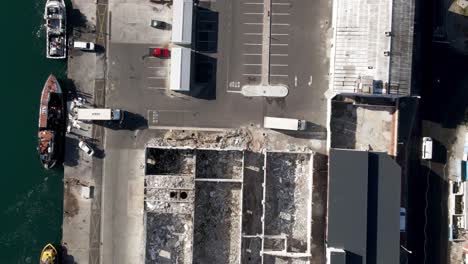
[269, 0, 292, 86]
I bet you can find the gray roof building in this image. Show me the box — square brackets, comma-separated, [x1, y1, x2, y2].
[327, 149, 401, 264]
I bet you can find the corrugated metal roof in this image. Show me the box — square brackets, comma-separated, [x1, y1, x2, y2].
[327, 149, 401, 264]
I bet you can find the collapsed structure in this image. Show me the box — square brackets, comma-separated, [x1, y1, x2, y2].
[144, 147, 317, 263]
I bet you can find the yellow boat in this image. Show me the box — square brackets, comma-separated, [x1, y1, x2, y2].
[40, 243, 57, 264]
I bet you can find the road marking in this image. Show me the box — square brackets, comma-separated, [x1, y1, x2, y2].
[271, 54, 288, 56]
[227, 90, 242, 94]
[272, 13, 290, 16]
[271, 74, 288, 77]
[272, 33, 289, 36]
[271, 43, 288, 46]
[244, 53, 262, 56]
[244, 2, 263, 5]
[272, 2, 290, 5]
[271, 64, 288, 66]
[308, 75, 313, 86]
[147, 76, 166, 79]
[244, 22, 263, 25]
[243, 73, 262, 76]
[272, 23, 290, 26]
[244, 43, 262, 46]
[294, 75, 297, 87]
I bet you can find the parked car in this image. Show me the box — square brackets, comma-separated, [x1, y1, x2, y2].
[73, 41, 95, 51]
[150, 19, 168, 29]
[422, 137, 433, 160]
[79, 140, 95, 157]
[152, 48, 170, 58]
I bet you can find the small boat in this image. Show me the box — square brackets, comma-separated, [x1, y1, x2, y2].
[40, 243, 57, 264]
[44, 0, 67, 59]
[37, 74, 64, 169]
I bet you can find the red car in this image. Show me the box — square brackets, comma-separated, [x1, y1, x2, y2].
[152, 48, 170, 58]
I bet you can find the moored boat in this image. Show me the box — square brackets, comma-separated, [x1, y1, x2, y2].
[37, 74, 64, 169]
[40, 243, 57, 264]
[44, 0, 67, 59]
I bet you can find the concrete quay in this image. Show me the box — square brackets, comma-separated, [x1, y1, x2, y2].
[62, 0, 107, 263]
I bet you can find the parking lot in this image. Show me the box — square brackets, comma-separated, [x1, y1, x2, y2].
[106, 0, 332, 129]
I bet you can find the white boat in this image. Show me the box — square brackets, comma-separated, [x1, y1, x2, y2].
[44, 0, 67, 59]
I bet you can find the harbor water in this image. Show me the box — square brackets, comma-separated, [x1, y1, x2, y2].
[0, 0, 65, 262]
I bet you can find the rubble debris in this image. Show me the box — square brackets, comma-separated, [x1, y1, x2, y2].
[193, 182, 242, 264]
[264, 152, 313, 253]
[196, 150, 243, 180]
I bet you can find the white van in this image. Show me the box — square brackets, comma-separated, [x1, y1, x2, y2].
[73, 41, 95, 51]
[422, 137, 433, 160]
[76, 108, 121, 121]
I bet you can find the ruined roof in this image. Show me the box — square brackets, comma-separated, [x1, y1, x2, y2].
[327, 149, 401, 264]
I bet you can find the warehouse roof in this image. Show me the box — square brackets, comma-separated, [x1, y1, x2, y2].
[327, 149, 401, 264]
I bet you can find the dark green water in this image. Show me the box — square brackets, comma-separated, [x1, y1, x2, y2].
[0, 0, 65, 262]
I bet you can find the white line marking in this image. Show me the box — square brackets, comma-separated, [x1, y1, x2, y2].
[271, 64, 288, 66]
[308, 75, 313, 86]
[271, 33, 289, 36]
[271, 74, 288, 77]
[243, 53, 262, 56]
[271, 43, 288, 46]
[272, 2, 290, 5]
[271, 54, 288, 56]
[272, 23, 290, 26]
[244, 2, 263, 5]
[243, 73, 262, 76]
[294, 75, 297, 87]
[244, 64, 262, 66]
[147, 76, 166, 79]
[272, 13, 290, 16]
[227, 90, 242, 94]
[244, 43, 262, 46]
[244, 22, 263, 25]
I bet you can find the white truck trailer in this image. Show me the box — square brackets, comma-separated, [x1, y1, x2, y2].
[170, 47, 191, 91]
[263, 116, 307, 131]
[76, 108, 122, 121]
[171, 0, 193, 45]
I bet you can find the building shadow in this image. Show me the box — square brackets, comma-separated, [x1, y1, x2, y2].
[63, 136, 80, 167]
[189, 52, 217, 100]
[270, 121, 327, 140]
[431, 138, 448, 164]
[194, 7, 219, 53]
[61, 244, 76, 264]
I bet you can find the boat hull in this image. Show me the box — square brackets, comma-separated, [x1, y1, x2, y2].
[45, 0, 67, 59]
[37, 74, 64, 169]
[40, 243, 58, 264]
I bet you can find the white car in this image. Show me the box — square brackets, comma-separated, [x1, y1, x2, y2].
[73, 41, 95, 51]
[422, 137, 433, 160]
[79, 140, 94, 156]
